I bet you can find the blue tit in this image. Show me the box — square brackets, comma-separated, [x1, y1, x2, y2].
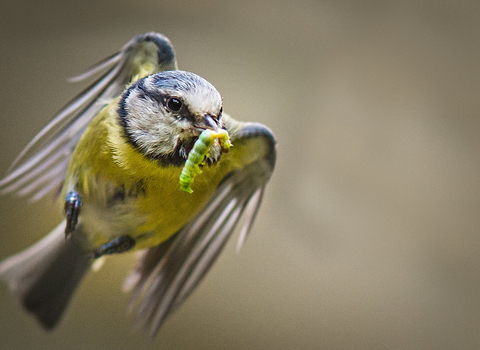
[0, 32, 276, 336]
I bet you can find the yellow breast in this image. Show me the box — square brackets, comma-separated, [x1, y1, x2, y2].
[62, 101, 241, 250]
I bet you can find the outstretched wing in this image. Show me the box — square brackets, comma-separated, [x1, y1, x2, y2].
[124, 121, 276, 337]
[0, 32, 177, 201]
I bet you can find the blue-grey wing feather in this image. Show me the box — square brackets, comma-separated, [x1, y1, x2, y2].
[0, 32, 177, 200]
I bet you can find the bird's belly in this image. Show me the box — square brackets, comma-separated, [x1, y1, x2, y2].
[80, 198, 148, 249]
[79, 179, 218, 251]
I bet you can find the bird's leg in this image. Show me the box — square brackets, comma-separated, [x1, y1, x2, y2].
[64, 190, 82, 238]
[93, 235, 136, 259]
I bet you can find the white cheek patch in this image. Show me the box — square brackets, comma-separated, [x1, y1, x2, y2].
[125, 89, 180, 158]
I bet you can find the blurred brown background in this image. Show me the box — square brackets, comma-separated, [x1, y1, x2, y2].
[1, 0, 480, 349]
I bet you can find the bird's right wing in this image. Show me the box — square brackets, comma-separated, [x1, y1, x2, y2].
[124, 120, 276, 337]
[0, 32, 177, 201]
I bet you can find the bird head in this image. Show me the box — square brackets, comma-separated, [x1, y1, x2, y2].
[118, 70, 224, 166]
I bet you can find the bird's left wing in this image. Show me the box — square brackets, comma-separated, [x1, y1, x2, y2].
[0, 32, 177, 201]
[124, 121, 276, 337]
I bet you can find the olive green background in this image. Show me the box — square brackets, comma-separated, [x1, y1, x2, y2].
[1, 1, 480, 349]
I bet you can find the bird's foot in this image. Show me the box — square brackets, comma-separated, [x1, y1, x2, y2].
[64, 190, 82, 238]
[93, 235, 136, 259]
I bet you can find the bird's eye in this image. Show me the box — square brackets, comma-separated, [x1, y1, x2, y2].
[166, 97, 183, 112]
[218, 107, 223, 119]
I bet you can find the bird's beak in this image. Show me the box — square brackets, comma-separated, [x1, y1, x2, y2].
[195, 115, 218, 132]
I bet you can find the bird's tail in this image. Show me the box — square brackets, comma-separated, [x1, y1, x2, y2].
[0, 221, 91, 329]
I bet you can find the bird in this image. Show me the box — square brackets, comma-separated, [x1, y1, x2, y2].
[0, 32, 276, 337]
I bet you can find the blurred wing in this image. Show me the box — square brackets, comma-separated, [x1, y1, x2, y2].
[0, 32, 177, 201]
[125, 122, 276, 337]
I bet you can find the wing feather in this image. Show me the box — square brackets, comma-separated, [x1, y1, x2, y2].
[68, 51, 123, 83]
[0, 32, 177, 199]
[126, 123, 276, 336]
[236, 187, 265, 251]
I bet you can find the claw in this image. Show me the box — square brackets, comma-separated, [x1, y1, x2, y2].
[64, 191, 81, 238]
[93, 235, 136, 259]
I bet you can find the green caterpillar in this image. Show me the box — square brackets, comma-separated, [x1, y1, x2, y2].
[179, 129, 232, 193]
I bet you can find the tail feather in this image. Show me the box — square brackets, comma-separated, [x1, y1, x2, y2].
[0, 221, 91, 329]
